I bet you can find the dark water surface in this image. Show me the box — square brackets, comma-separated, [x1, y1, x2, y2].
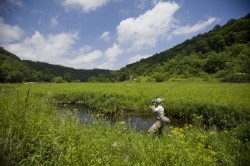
[59, 104, 189, 132]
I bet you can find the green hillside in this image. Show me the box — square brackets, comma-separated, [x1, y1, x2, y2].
[0, 48, 110, 83]
[97, 14, 250, 83]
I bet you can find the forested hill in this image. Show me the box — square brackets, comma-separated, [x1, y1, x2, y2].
[95, 14, 250, 83]
[0, 48, 110, 83]
[23, 60, 110, 82]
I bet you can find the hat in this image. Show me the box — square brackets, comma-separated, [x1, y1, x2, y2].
[155, 98, 162, 103]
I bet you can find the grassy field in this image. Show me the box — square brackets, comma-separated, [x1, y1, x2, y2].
[7, 81, 250, 127]
[0, 81, 250, 165]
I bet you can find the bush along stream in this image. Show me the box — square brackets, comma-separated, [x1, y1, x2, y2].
[1, 83, 250, 165]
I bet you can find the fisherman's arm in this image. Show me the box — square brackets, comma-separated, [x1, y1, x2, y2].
[150, 105, 156, 112]
[150, 105, 162, 112]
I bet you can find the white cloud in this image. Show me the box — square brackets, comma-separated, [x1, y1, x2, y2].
[77, 50, 103, 63]
[2, 26, 113, 69]
[104, 43, 123, 61]
[8, 0, 23, 6]
[128, 54, 151, 64]
[64, 50, 103, 69]
[100, 31, 111, 41]
[1, 0, 24, 7]
[119, 9, 130, 16]
[62, 0, 110, 13]
[117, 1, 179, 50]
[50, 16, 58, 28]
[4, 31, 78, 62]
[137, 0, 145, 9]
[79, 45, 93, 53]
[3, 30, 105, 69]
[97, 61, 113, 69]
[173, 17, 218, 35]
[0, 17, 23, 43]
[98, 43, 123, 69]
[151, 0, 158, 4]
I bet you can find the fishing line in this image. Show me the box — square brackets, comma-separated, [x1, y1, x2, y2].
[155, 79, 191, 99]
[134, 79, 191, 104]
[135, 83, 150, 102]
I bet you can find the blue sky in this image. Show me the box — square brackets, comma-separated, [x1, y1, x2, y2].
[0, 0, 249, 70]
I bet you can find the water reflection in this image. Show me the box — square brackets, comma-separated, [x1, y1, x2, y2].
[59, 104, 189, 132]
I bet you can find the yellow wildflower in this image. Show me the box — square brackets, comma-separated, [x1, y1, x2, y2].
[209, 150, 217, 156]
[203, 156, 213, 163]
[119, 121, 126, 125]
[179, 133, 185, 139]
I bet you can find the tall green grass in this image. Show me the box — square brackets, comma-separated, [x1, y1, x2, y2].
[12, 82, 250, 128]
[0, 85, 249, 165]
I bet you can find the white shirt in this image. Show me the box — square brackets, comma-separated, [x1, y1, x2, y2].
[150, 104, 164, 120]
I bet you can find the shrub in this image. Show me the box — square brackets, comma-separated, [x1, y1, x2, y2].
[52, 76, 64, 83]
[154, 73, 166, 82]
[222, 73, 250, 83]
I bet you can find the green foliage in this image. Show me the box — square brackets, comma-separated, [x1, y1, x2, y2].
[221, 73, 250, 83]
[0, 48, 28, 83]
[0, 86, 249, 165]
[52, 76, 64, 83]
[63, 72, 72, 82]
[88, 76, 97, 82]
[8, 82, 249, 129]
[24, 60, 111, 82]
[71, 79, 80, 83]
[154, 73, 166, 82]
[146, 77, 155, 82]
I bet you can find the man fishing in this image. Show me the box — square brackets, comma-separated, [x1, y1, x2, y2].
[148, 98, 167, 137]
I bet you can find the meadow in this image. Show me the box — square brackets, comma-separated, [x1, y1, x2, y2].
[0, 81, 250, 165]
[20, 81, 250, 127]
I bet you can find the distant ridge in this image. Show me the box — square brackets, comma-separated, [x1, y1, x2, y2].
[0, 47, 111, 83]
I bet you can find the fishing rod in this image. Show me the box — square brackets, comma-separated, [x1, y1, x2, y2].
[134, 79, 191, 101]
[154, 79, 190, 99]
[135, 79, 190, 107]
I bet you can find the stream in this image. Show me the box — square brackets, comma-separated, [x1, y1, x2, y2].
[59, 104, 189, 132]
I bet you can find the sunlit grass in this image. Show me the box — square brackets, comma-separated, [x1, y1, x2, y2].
[0, 82, 249, 165]
[5, 81, 249, 127]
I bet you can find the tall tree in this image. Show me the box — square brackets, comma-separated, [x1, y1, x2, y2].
[64, 72, 72, 83]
